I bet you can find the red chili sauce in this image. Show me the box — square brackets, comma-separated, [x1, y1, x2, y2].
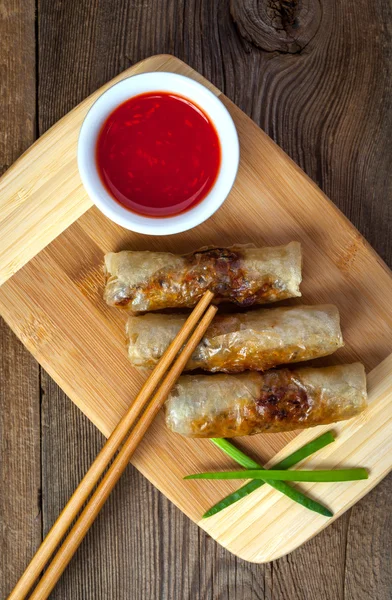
[96, 92, 221, 217]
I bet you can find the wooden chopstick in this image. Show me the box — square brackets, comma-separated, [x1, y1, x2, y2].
[9, 291, 216, 600]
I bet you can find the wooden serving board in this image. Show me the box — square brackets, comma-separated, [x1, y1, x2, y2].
[0, 55, 391, 563]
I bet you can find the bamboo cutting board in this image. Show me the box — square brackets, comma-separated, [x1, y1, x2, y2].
[0, 55, 391, 563]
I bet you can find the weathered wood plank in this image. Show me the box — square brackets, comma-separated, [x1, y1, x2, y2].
[0, 1, 40, 597]
[0, 324, 41, 596]
[344, 476, 392, 600]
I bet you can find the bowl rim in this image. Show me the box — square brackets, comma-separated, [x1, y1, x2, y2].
[77, 72, 239, 235]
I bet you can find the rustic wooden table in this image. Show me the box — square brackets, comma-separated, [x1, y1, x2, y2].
[1, 1, 391, 598]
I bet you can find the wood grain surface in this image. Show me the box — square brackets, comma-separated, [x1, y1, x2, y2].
[1, 0, 391, 598]
[1, 52, 392, 565]
[0, 1, 41, 597]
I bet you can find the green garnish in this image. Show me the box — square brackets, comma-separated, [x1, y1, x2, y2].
[211, 432, 335, 470]
[185, 468, 368, 482]
[204, 432, 335, 518]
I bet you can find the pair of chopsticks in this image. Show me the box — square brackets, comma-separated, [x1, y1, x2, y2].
[9, 291, 216, 600]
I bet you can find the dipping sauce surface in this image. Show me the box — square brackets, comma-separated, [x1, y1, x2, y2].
[96, 92, 221, 217]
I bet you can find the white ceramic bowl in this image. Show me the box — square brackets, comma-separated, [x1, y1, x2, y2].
[77, 72, 239, 235]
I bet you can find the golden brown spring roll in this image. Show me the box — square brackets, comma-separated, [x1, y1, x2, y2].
[126, 305, 343, 372]
[104, 242, 301, 313]
[165, 363, 367, 437]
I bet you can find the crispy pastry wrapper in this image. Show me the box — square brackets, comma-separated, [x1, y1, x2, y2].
[104, 242, 302, 313]
[126, 304, 343, 372]
[165, 363, 367, 437]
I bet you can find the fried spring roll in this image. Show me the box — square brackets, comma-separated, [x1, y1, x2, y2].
[126, 305, 343, 372]
[165, 363, 367, 437]
[104, 242, 301, 313]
